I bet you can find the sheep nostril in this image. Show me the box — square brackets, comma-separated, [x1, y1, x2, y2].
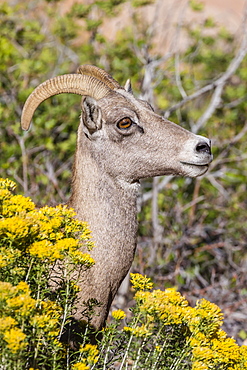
[196, 141, 211, 155]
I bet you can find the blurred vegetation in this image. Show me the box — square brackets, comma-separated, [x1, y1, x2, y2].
[0, 0, 247, 346]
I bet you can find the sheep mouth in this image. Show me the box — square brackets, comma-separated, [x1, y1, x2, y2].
[180, 161, 210, 167]
[180, 161, 211, 176]
[181, 154, 213, 168]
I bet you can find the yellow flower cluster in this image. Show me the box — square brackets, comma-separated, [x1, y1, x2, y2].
[130, 273, 154, 291]
[72, 344, 99, 369]
[190, 335, 244, 369]
[0, 282, 34, 353]
[112, 309, 126, 321]
[68, 249, 95, 266]
[72, 363, 89, 370]
[31, 300, 62, 337]
[0, 178, 16, 193]
[129, 274, 247, 369]
[0, 246, 21, 268]
[0, 316, 17, 332]
[0, 216, 34, 243]
[0, 178, 95, 266]
[3, 194, 35, 217]
[191, 298, 224, 335]
[186, 299, 241, 368]
[135, 288, 188, 325]
[3, 327, 26, 354]
[80, 344, 99, 364]
[124, 324, 151, 337]
[240, 346, 247, 369]
[0, 280, 63, 355]
[0, 281, 36, 317]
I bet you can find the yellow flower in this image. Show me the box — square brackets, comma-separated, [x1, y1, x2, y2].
[3, 327, 26, 353]
[2, 194, 35, 217]
[5, 283, 36, 316]
[112, 309, 126, 320]
[29, 240, 61, 261]
[0, 317, 17, 332]
[30, 300, 62, 336]
[189, 332, 209, 348]
[40, 204, 76, 219]
[0, 216, 30, 240]
[188, 299, 224, 337]
[69, 250, 95, 266]
[196, 298, 224, 325]
[0, 281, 35, 317]
[55, 237, 79, 252]
[0, 247, 21, 268]
[155, 345, 162, 352]
[192, 345, 214, 362]
[36, 216, 63, 240]
[0, 281, 13, 299]
[134, 288, 188, 324]
[240, 345, 247, 368]
[192, 361, 208, 370]
[31, 314, 60, 336]
[160, 305, 184, 325]
[64, 217, 84, 234]
[79, 344, 99, 364]
[41, 300, 62, 317]
[17, 281, 30, 293]
[6, 294, 36, 316]
[216, 328, 228, 341]
[0, 189, 11, 201]
[71, 363, 89, 370]
[130, 273, 153, 291]
[189, 330, 243, 368]
[70, 281, 81, 292]
[38, 205, 90, 239]
[211, 337, 241, 363]
[0, 178, 16, 192]
[123, 324, 151, 337]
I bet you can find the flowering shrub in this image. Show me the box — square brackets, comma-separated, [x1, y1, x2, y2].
[96, 274, 247, 369]
[0, 178, 95, 369]
[0, 178, 246, 369]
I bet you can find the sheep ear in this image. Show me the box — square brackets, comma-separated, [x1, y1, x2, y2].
[124, 79, 133, 94]
[81, 96, 103, 137]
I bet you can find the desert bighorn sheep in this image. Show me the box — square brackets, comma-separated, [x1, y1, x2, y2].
[21, 65, 212, 330]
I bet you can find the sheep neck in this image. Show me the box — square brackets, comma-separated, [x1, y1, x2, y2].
[68, 146, 139, 328]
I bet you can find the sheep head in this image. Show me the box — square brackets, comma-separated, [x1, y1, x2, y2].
[21, 65, 212, 181]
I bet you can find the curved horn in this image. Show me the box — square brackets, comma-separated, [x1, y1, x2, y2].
[21, 73, 112, 131]
[77, 65, 122, 90]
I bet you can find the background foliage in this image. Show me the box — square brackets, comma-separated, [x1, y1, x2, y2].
[1, 0, 247, 346]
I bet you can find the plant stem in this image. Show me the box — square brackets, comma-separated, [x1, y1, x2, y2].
[132, 337, 148, 369]
[151, 337, 168, 370]
[102, 342, 111, 369]
[119, 334, 133, 370]
[143, 323, 164, 367]
[58, 263, 69, 341]
[170, 346, 189, 370]
[25, 258, 34, 282]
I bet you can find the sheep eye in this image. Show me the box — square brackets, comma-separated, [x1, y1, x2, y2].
[117, 117, 133, 130]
